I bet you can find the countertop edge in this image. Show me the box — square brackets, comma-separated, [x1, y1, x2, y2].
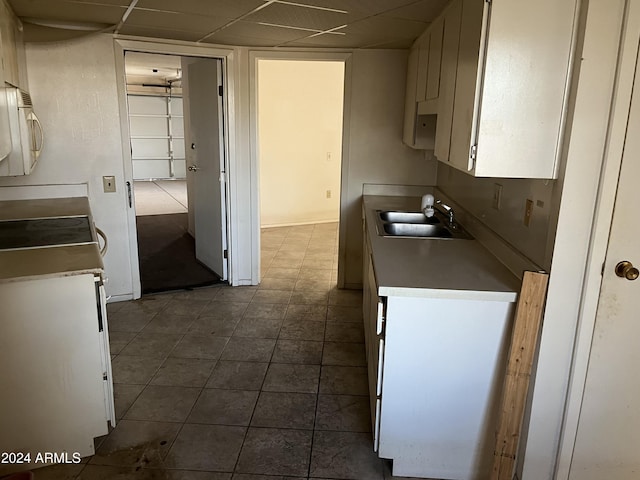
[364, 195, 521, 302]
[378, 286, 518, 302]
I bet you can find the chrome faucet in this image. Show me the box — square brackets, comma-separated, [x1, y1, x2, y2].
[435, 200, 455, 225]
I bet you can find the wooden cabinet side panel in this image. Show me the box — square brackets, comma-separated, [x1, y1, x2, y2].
[434, 0, 463, 161]
[0, 274, 108, 469]
[475, 0, 577, 178]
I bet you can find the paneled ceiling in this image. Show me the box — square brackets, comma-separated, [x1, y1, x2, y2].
[9, 0, 450, 48]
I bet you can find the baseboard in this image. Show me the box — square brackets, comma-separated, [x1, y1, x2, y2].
[261, 219, 339, 229]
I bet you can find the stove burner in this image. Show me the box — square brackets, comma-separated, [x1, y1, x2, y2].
[0, 217, 95, 250]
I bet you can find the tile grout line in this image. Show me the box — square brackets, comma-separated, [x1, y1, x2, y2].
[100, 223, 345, 479]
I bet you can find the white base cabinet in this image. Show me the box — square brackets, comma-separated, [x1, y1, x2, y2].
[363, 244, 515, 479]
[0, 273, 115, 476]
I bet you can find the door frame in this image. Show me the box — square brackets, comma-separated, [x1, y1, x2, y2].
[114, 38, 236, 297]
[248, 50, 352, 283]
[555, 0, 640, 477]
[518, 0, 635, 477]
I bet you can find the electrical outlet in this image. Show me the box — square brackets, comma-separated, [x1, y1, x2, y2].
[524, 199, 534, 227]
[492, 183, 503, 210]
[103, 176, 116, 193]
[326, 190, 332, 199]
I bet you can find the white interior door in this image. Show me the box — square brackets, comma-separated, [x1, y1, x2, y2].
[185, 58, 227, 280]
[568, 30, 640, 478]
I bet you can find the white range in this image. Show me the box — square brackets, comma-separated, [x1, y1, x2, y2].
[0, 197, 115, 476]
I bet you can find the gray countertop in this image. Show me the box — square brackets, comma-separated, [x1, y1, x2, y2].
[363, 195, 521, 302]
[0, 244, 103, 282]
[0, 197, 104, 282]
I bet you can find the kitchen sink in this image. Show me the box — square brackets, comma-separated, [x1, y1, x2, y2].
[376, 210, 473, 240]
[378, 211, 440, 224]
[382, 223, 452, 238]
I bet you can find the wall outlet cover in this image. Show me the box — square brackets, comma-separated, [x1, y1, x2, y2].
[103, 176, 116, 193]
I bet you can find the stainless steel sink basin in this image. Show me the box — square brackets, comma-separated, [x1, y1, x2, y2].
[375, 210, 473, 240]
[382, 223, 452, 238]
[378, 211, 439, 224]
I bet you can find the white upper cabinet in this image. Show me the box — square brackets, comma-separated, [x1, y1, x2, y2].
[402, 8, 448, 150]
[402, 47, 422, 148]
[0, 0, 27, 90]
[415, 34, 429, 103]
[403, 44, 437, 150]
[452, 0, 577, 178]
[433, 0, 462, 162]
[404, 0, 578, 179]
[425, 17, 443, 102]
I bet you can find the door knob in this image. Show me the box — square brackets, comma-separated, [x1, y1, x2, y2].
[615, 261, 639, 281]
[188, 165, 199, 172]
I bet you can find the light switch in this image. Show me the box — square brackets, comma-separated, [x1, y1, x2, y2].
[103, 176, 116, 193]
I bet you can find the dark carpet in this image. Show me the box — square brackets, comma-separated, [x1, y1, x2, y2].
[136, 213, 221, 294]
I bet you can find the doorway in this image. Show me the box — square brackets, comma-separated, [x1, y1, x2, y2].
[256, 59, 345, 285]
[124, 52, 228, 294]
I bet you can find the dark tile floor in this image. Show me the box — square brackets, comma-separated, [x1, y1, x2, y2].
[33, 223, 410, 480]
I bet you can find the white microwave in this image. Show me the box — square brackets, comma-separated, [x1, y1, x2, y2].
[0, 85, 43, 176]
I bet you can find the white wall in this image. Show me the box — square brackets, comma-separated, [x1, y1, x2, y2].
[0, 34, 134, 299]
[258, 60, 344, 227]
[340, 49, 438, 288]
[2, 35, 434, 297]
[437, 165, 556, 269]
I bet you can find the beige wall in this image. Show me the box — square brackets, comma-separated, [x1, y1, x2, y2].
[3, 34, 435, 296]
[339, 49, 438, 288]
[437, 165, 557, 270]
[258, 60, 344, 227]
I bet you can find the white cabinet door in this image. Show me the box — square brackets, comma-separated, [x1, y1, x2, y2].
[0, 1, 21, 88]
[402, 47, 420, 147]
[426, 16, 444, 101]
[97, 279, 116, 427]
[415, 34, 429, 103]
[378, 295, 514, 479]
[0, 274, 109, 475]
[450, 0, 577, 178]
[364, 251, 384, 451]
[434, 0, 462, 162]
[448, 0, 485, 172]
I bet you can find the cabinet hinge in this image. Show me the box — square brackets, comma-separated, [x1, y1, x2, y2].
[103, 373, 108, 381]
[218, 85, 223, 97]
[223, 249, 228, 259]
[470, 144, 478, 161]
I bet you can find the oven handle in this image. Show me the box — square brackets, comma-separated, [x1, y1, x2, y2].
[96, 227, 108, 257]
